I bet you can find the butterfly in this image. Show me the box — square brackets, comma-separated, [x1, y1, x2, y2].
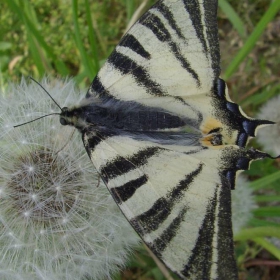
[59, 0, 277, 279]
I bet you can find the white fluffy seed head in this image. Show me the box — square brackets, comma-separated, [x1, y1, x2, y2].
[0, 77, 139, 280]
[256, 95, 280, 156]
[232, 176, 257, 234]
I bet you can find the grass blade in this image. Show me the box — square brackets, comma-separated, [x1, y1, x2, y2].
[218, 0, 246, 38]
[223, 0, 280, 79]
[235, 227, 280, 241]
[250, 171, 280, 191]
[255, 195, 280, 203]
[84, 0, 100, 74]
[252, 238, 280, 260]
[5, 0, 69, 76]
[253, 207, 280, 218]
[72, 0, 96, 79]
[248, 218, 280, 228]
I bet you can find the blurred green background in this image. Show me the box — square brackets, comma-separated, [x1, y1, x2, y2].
[1, 0, 280, 279]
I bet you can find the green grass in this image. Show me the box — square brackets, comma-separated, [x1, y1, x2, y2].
[1, 0, 280, 279]
[222, 0, 280, 80]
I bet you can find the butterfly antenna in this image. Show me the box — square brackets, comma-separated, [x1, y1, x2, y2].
[29, 76, 62, 111]
[14, 113, 60, 128]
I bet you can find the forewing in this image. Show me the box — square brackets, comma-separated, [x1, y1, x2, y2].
[82, 128, 245, 280]
[89, 0, 219, 99]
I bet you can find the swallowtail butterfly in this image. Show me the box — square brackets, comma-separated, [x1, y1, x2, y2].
[59, 0, 277, 279]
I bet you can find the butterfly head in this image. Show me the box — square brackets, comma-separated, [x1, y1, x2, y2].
[59, 107, 70, 125]
[60, 107, 86, 130]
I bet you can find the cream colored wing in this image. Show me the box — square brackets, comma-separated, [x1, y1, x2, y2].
[82, 128, 270, 280]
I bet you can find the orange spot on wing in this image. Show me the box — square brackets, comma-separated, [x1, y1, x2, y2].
[200, 117, 222, 135]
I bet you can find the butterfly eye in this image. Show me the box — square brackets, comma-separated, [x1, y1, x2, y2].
[60, 118, 67, 126]
[211, 134, 223, 146]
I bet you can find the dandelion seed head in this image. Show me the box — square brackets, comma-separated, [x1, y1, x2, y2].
[0, 77, 139, 280]
[257, 95, 280, 155]
[232, 176, 257, 234]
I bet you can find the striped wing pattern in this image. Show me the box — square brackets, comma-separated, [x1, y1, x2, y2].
[83, 131, 244, 279]
[87, 0, 220, 134]
[60, 0, 274, 279]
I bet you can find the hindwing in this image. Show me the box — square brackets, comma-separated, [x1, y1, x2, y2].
[82, 129, 266, 279]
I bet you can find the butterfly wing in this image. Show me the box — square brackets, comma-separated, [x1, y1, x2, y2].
[89, 0, 220, 98]
[82, 128, 270, 279]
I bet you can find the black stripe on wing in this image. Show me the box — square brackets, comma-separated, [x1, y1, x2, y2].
[111, 175, 148, 204]
[139, 11, 200, 87]
[149, 206, 188, 257]
[180, 186, 218, 279]
[180, 177, 237, 279]
[108, 50, 165, 96]
[83, 129, 118, 153]
[183, 0, 220, 79]
[216, 177, 238, 279]
[203, 0, 221, 79]
[130, 164, 203, 236]
[119, 34, 151, 59]
[155, 2, 185, 39]
[182, 0, 208, 55]
[86, 76, 111, 99]
[100, 146, 163, 182]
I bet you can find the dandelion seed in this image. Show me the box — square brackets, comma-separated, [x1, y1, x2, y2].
[257, 95, 280, 155]
[0, 77, 139, 280]
[27, 166, 34, 172]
